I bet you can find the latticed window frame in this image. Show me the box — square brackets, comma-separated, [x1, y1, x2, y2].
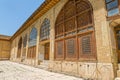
[40, 18, 50, 41]
[105, 0, 120, 16]
[55, 0, 96, 61]
[29, 27, 37, 47]
[27, 27, 37, 59]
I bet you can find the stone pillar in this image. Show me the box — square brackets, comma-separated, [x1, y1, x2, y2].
[25, 31, 29, 62]
[89, 0, 115, 79]
[49, 8, 55, 61]
[35, 21, 40, 66]
[90, 0, 112, 63]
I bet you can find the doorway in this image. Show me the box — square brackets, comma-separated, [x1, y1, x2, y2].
[115, 28, 120, 63]
[44, 43, 50, 60]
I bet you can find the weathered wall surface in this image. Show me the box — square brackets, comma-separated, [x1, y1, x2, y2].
[0, 39, 10, 60]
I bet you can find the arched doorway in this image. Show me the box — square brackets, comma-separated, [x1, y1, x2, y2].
[55, 0, 96, 61]
[17, 37, 22, 58]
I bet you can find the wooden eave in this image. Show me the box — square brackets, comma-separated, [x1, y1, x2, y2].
[10, 0, 60, 41]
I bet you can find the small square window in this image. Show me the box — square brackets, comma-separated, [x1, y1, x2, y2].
[106, 0, 118, 10]
[108, 8, 119, 16]
[106, 0, 119, 16]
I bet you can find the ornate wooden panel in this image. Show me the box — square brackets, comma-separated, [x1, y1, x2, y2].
[55, 23, 64, 36]
[65, 38, 77, 59]
[76, 1, 90, 14]
[77, 11, 92, 29]
[27, 46, 36, 59]
[44, 43, 50, 60]
[56, 8, 64, 24]
[64, 18, 75, 32]
[55, 0, 96, 61]
[64, 0, 75, 19]
[55, 40, 64, 59]
[78, 33, 96, 60]
[81, 35, 91, 54]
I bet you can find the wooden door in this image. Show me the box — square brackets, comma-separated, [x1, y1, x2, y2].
[116, 30, 120, 63]
[44, 43, 49, 60]
[17, 49, 21, 58]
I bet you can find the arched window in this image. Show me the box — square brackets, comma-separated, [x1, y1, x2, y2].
[40, 18, 50, 40]
[28, 27, 37, 59]
[29, 27, 37, 47]
[23, 34, 27, 47]
[17, 37, 22, 58]
[55, 0, 96, 60]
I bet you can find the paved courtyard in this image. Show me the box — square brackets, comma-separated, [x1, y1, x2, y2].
[0, 61, 83, 80]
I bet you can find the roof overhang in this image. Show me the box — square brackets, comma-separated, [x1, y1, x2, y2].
[10, 0, 60, 41]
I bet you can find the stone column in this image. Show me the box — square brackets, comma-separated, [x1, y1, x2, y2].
[35, 21, 40, 66]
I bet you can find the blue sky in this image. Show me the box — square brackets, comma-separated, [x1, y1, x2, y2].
[0, 0, 44, 36]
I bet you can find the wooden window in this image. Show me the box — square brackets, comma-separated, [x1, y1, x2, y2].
[29, 27, 37, 47]
[64, 0, 75, 19]
[55, 0, 96, 61]
[79, 33, 96, 60]
[27, 46, 36, 59]
[40, 18, 50, 40]
[55, 41, 64, 59]
[28, 27, 37, 59]
[81, 35, 91, 54]
[65, 38, 77, 59]
[64, 18, 75, 33]
[105, 0, 119, 16]
[77, 11, 92, 29]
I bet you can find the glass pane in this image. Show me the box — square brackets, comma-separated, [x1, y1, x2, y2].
[40, 19, 50, 40]
[29, 27, 37, 47]
[106, 0, 118, 10]
[108, 8, 119, 16]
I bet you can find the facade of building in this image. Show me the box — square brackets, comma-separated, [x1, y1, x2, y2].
[0, 35, 11, 60]
[1, 0, 120, 79]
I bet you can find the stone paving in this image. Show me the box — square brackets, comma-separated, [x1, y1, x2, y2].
[0, 61, 83, 80]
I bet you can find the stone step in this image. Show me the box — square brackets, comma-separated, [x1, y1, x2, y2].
[117, 70, 120, 77]
[37, 61, 49, 70]
[115, 77, 120, 80]
[38, 64, 49, 70]
[118, 64, 120, 70]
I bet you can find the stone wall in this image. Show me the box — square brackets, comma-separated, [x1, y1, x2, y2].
[49, 61, 114, 80]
